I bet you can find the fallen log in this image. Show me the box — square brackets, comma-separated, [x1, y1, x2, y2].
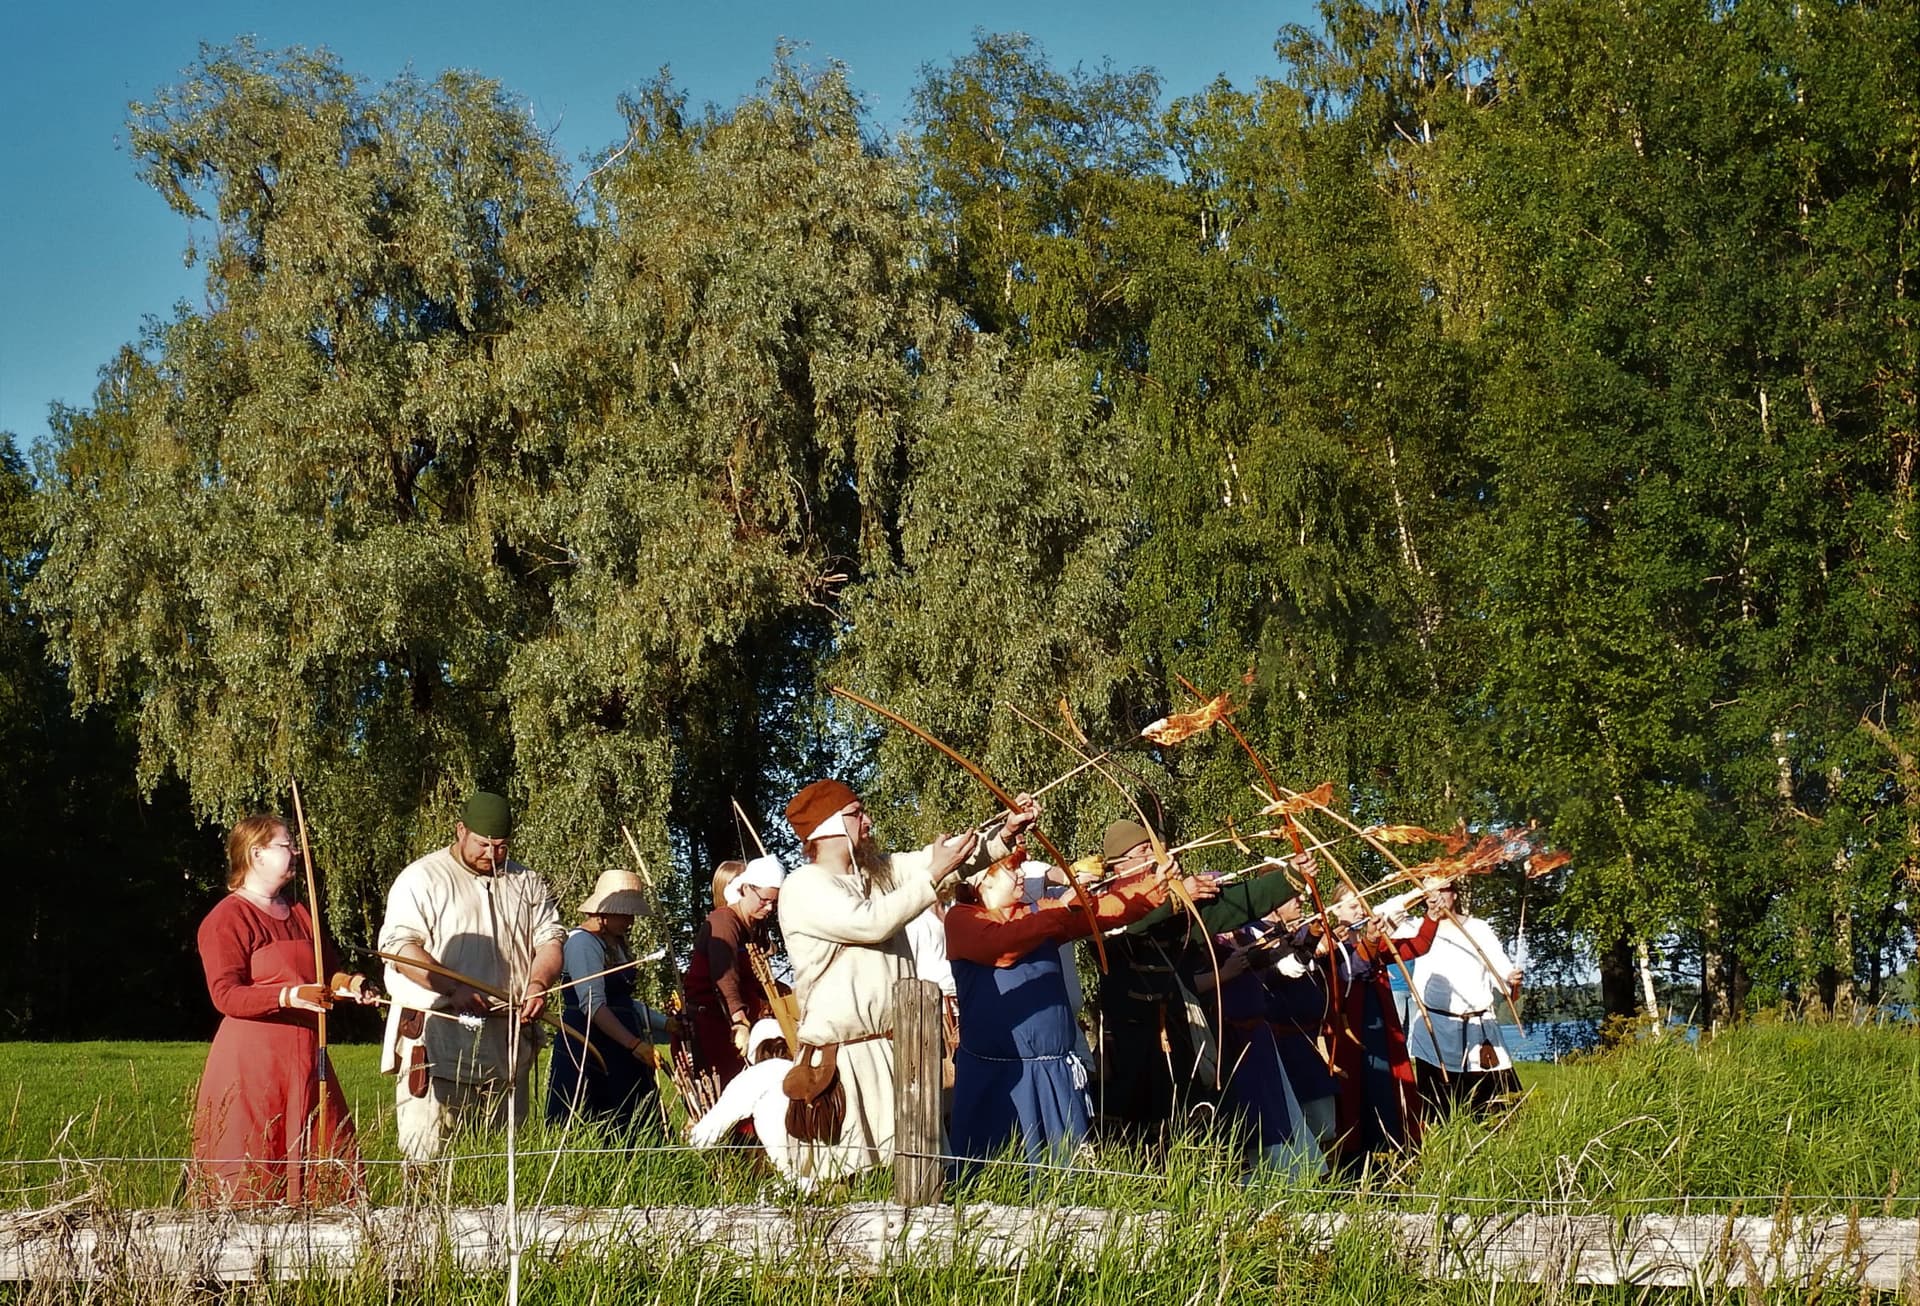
[1, 1203, 1913, 1290]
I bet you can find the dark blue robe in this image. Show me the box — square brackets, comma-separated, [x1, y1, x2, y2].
[950, 943, 1088, 1171]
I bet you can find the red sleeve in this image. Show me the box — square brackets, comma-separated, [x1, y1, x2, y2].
[1101, 879, 1170, 931]
[947, 882, 1165, 968]
[1393, 914, 1440, 960]
[196, 901, 285, 1019]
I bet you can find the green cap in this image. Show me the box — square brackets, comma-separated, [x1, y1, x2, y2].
[1101, 819, 1152, 864]
[460, 791, 513, 840]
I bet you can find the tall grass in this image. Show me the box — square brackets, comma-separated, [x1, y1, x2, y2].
[2, 1022, 1915, 1302]
[1410, 1021, 1920, 1211]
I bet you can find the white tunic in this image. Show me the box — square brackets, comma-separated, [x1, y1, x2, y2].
[1404, 914, 1521, 1073]
[903, 906, 956, 998]
[776, 836, 1000, 1182]
[377, 847, 566, 1084]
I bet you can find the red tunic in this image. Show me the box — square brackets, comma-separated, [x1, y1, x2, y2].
[1328, 915, 1437, 1166]
[189, 895, 362, 1206]
[944, 880, 1162, 967]
[681, 907, 769, 1084]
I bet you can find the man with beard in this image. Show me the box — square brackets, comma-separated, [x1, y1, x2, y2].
[379, 791, 566, 1162]
[775, 779, 1038, 1185]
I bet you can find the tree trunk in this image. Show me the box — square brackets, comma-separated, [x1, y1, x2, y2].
[1776, 730, 1825, 1013]
[1826, 856, 1855, 1015]
[1827, 767, 1855, 1015]
[1700, 898, 1723, 1030]
[1635, 936, 1661, 1032]
[1599, 935, 1637, 1020]
[1795, 922, 1823, 1016]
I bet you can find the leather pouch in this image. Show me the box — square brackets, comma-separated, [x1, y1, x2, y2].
[398, 1007, 427, 1041]
[407, 1045, 431, 1098]
[782, 1042, 845, 1143]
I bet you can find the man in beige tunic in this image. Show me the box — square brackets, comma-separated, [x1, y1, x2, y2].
[777, 778, 1037, 1185]
[379, 791, 566, 1161]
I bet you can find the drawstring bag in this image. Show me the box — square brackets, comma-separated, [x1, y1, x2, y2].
[782, 1042, 846, 1143]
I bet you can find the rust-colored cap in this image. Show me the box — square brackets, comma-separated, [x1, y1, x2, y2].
[785, 779, 859, 841]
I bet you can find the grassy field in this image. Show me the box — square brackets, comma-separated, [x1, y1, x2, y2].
[1, 1022, 1915, 1302]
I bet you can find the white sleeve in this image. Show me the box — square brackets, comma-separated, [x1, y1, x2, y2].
[524, 866, 568, 948]
[1470, 917, 1520, 983]
[1023, 864, 1068, 904]
[906, 908, 955, 996]
[378, 864, 434, 953]
[780, 864, 936, 946]
[377, 863, 441, 1011]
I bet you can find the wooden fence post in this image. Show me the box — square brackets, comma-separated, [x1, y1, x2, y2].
[892, 976, 944, 1206]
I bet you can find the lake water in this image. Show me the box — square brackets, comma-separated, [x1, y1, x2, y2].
[1387, 989, 1599, 1060]
[1500, 1020, 1600, 1061]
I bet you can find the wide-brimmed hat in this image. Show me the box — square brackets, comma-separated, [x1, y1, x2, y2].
[579, 868, 650, 917]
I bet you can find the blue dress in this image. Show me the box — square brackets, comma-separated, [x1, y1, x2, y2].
[1262, 922, 1339, 1107]
[945, 889, 1168, 1173]
[950, 943, 1089, 1170]
[1217, 931, 1307, 1152]
[548, 930, 660, 1130]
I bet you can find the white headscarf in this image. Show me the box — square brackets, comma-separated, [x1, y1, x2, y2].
[745, 1017, 787, 1061]
[724, 854, 786, 904]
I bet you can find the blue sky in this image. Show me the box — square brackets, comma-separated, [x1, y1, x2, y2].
[0, 1, 1313, 448]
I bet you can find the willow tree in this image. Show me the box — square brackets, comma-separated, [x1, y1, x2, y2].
[911, 31, 1167, 356]
[32, 44, 587, 946]
[505, 59, 965, 901]
[2, 432, 212, 1039]
[32, 45, 982, 947]
[818, 34, 1176, 851]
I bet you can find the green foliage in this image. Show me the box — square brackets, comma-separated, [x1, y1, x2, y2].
[1439, 0, 1920, 1001]
[833, 349, 1136, 853]
[910, 31, 1169, 354]
[19, 2, 1920, 1022]
[32, 45, 1011, 960]
[34, 42, 594, 950]
[0, 438, 211, 1038]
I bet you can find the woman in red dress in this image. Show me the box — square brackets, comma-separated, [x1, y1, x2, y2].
[189, 813, 375, 1205]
